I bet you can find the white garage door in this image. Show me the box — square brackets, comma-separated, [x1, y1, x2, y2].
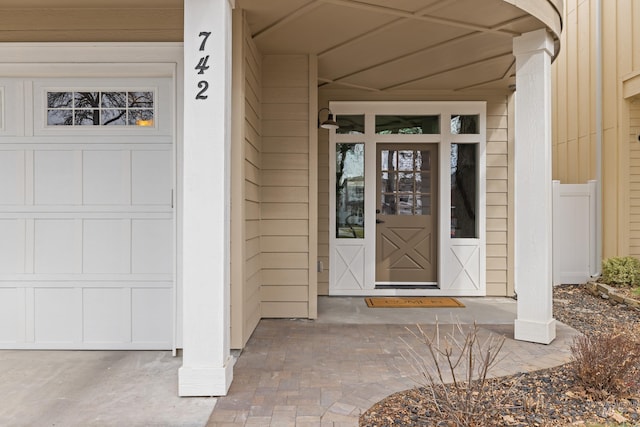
[0, 77, 174, 349]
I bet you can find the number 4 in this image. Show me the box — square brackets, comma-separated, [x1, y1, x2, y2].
[195, 56, 210, 74]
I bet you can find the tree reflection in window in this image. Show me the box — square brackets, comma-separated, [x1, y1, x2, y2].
[451, 143, 477, 238]
[47, 91, 154, 127]
[336, 143, 364, 238]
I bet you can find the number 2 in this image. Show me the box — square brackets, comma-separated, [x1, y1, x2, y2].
[196, 81, 209, 100]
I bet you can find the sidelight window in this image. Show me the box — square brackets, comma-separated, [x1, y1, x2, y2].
[336, 143, 365, 238]
[450, 143, 477, 238]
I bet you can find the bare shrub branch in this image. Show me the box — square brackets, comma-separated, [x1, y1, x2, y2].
[570, 326, 640, 398]
[401, 320, 517, 427]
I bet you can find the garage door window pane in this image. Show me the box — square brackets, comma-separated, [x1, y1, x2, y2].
[101, 92, 127, 108]
[47, 109, 73, 126]
[128, 92, 154, 108]
[101, 109, 127, 126]
[46, 90, 155, 127]
[75, 109, 100, 126]
[48, 92, 73, 108]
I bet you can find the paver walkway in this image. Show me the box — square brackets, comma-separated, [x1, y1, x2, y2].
[207, 319, 578, 427]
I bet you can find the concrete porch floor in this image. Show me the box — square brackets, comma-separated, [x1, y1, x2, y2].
[0, 296, 578, 427]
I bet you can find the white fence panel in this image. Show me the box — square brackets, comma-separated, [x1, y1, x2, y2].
[552, 180, 597, 285]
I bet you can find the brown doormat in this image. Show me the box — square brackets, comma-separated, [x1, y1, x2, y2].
[364, 296, 465, 308]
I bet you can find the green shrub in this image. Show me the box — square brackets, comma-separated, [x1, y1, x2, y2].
[601, 256, 640, 287]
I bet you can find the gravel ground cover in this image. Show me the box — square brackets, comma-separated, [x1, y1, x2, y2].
[360, 284, 640, 426]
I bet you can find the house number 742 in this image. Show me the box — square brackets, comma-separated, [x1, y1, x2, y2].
[196, 31, 212, 100]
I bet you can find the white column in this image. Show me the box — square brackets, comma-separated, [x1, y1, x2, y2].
[513, 29, 556, 344]
[179, 0, 235, 396]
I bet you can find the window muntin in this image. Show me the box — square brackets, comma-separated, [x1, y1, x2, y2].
[46, 90, 155, 127]
[336, 143, 365, 238]
[451, 143, 477, 238]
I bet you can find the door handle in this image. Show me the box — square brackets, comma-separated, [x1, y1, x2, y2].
[376, 219, 385, 224]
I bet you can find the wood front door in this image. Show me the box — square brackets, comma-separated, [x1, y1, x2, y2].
[376, 144, 437, 283]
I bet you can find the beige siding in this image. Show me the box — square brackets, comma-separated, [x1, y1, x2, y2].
[486, 98, 511, 296]
[317, 90, 513, 296]
[553, 0, 640, 258]
[231, 12, 262, 349]
[261, 55, 311, 317]
[0, 6, 183, 42]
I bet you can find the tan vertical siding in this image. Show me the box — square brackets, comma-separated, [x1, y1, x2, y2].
[261, 55, 310, 317]
[553, 0, 640, 259]
[231, 12, 262, 349]
[317, 90, 513, 296]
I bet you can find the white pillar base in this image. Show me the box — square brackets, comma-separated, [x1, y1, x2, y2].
[179, 356, 235, 397]
[514, 318, 556, 345]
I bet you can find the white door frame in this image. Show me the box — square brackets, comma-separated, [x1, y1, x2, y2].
[328, 101, 486, 296]
[0, 43, 183, 349]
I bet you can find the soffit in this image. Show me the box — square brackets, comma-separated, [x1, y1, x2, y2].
[238, 0, 561, 93]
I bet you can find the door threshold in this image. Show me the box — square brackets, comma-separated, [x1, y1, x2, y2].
[375, 284, 439, 290]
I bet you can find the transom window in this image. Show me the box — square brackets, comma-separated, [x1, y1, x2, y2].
[46, 90, 155, 127]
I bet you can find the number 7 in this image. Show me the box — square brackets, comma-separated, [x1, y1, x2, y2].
[198, 31, 212, 51]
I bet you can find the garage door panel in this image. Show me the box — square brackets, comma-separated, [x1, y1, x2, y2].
[34, 288, 81, 343]
[83, 219, 131, 274]
[132, 288, 172, 344]
[132, 150, 171, 205]
[83, 288, 130, 343]
[0, 219, 25, 273]
[83, 150, 131, 205]
[0, 150, 25, 205]
[0, 288, 20, 342]
[34, 219, 81, 274]
[34, 150, 81, 205]
[132, 219, 172, 274]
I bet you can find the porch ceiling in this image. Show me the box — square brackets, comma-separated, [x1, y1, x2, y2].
[237, 0, 561, 93]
